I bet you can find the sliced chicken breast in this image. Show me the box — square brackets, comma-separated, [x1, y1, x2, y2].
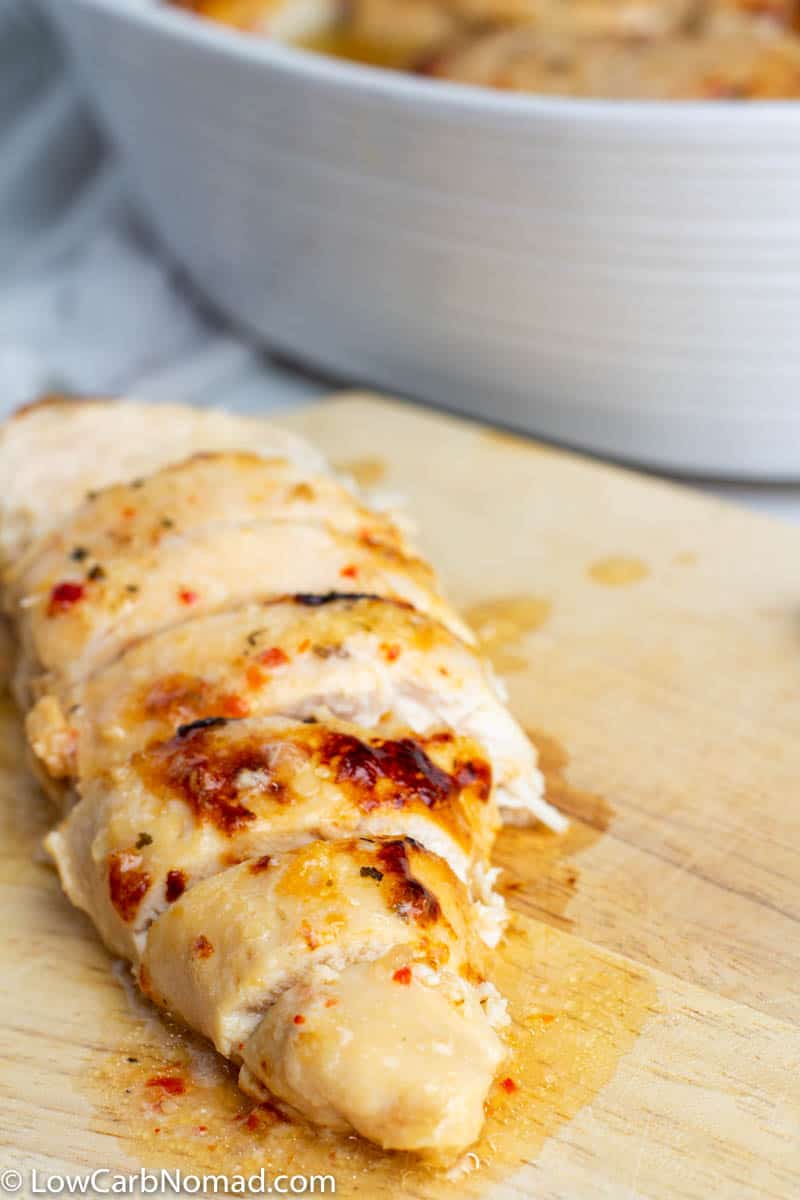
[2, 397, 564, 1162]
[140, 836, 483, 1052]
[7, 450, 411, 594]
[27, 593, 561, 832]
[0, 396, 325, 568]
[10, 518, 471, 703]
[240, 951, 506, 1161]
[45, 715, 498, 960]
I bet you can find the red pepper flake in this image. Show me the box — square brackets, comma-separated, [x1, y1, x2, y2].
[47, 581, 85, 616]
[500, 1076, 518, 1094]
[244, 1112, 260, 1132]
[179, 589, 198, 605]
[164, 869, 187, 903]
[258, 646, 289, 668]
[392, 966, 412, 985]
[146, 1075, 186, 1095]
[121, 506, 136, 519]
[192, 935, 214, 959]
[293, 1014, 305, 1025]
[194, 1125, 208, 1135]
[221, 693, 250, 718]
[380, 642, 401, 662]
[108, 850, 151, 922]
[245, 665, 267, 690]
[340, 564, 359, 579]
[297, 639, 311, 653]
[324, 998, 338, 1008]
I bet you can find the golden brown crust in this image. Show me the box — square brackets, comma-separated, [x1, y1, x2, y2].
[134, 718, 492, 851]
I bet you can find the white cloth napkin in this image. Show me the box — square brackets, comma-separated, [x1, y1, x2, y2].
[0, 0, 321, 420]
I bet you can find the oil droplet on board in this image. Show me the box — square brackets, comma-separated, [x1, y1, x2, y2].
[333, 456, 387, 488]
[588, 556, 649, 587]
[463, 596, 552, 673]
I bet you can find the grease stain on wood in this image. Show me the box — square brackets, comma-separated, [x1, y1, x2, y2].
[495, 730, 614, 931]
[87, 920, 655, 1198]
[588, 557, 649, 587]
[463, 596, 552, 673]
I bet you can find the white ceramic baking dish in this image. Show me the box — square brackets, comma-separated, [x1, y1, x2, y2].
[41, 0, 800, 477]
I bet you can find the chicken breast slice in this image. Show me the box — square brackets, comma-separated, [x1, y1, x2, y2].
[139, 837, 485, 1054]
[7, 451, 411, 594]
[141, 836, 504, 1160]
[0, 396, 325, 568]
[45, 714, 498, 960]
[28, 593, 562, 832]
[240, 951, 506, 1162]
[9, 518, 472, 702]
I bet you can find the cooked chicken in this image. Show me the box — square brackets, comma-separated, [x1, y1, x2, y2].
[170, 0, 700, 70]
[427, 25, 800, 96]
[240, 951, 506, 1158]
[7, 450, 412, 594]
[160, 0, 342, 37]
[0, 396, 325, 568]
[168, 0, 800, 100]
[26, 593, 562, 832]
[702, 0, 798, 34]
[340, 0, 465, 65]
[143, 838, 507, 1161]
[1, 397, 564, 1162]
[5, 461, 471, 702]
[46, 715, 498, 960]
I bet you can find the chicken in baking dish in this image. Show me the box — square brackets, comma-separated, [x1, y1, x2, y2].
[0, 396, 565, 1164]
[169, 0, 800, 97]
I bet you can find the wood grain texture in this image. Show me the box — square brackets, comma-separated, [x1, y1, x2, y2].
[1, 394, 799, 1198]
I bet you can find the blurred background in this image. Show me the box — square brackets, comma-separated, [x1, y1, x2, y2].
[3, 0, 800, 521]
[0, 2, 321, 415]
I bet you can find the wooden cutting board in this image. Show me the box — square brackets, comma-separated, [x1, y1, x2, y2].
[1, 394, 798, 1199]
